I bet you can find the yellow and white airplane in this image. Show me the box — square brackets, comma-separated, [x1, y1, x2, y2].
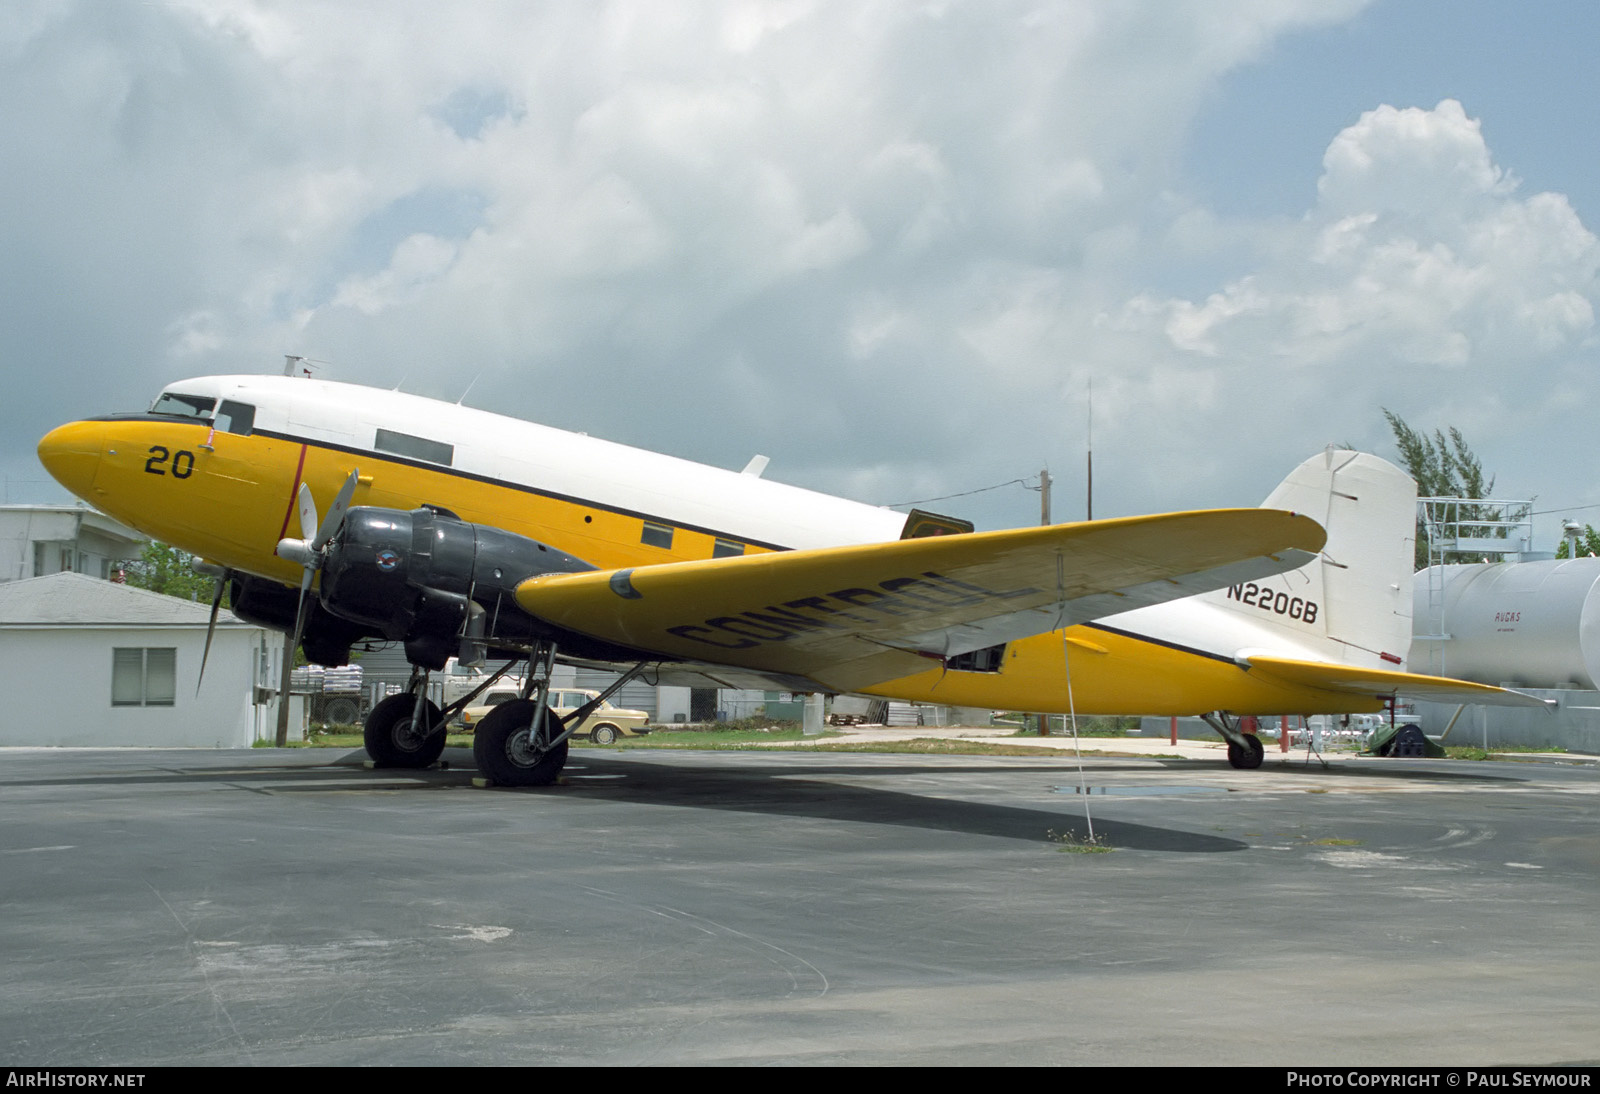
[37, 374, 1537, 785]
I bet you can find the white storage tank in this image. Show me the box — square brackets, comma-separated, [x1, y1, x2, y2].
[1411, 559, 1600, 689]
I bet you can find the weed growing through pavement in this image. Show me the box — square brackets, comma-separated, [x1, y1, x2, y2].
[1047, 828, 1112, 853]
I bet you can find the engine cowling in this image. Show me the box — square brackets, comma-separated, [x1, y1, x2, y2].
[229, 573, 369, 666]
[318, 505, 595, 669]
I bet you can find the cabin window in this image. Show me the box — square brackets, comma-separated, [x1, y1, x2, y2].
[712, 538, 745, 559]
[149, 393, 216, 420]
[641, 521, 674, 549]
[112, 648, 176, 707]
[214, 400, 255, 436]
[947, 644, 1006, 673]
[375, 428, 454, 466]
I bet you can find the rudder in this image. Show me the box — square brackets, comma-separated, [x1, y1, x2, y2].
[1206, 449, 1415, 668]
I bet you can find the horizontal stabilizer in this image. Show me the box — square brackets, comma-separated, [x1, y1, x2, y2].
[517, 508, 1324, 692]
[1243, 654, 1553, 709]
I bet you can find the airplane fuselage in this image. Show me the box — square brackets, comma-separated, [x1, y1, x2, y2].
[38, 374, 1390, 717]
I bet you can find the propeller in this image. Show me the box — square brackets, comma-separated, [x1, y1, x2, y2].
[194, 563, 229, 696]
[275, 468, 361, 654]
[272, 468, 360, 748]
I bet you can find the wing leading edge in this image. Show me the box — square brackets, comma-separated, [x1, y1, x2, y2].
[515, 508, 1325, 692]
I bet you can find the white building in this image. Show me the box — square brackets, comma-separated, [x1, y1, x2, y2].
[0, 572, 270, 747]
[0, 504, 148, 583]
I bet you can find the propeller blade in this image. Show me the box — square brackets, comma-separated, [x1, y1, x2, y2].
[313, 468, 360, 550]
[195, 574, 227, 696]
[296, 482, 318, 544]
[286, 563, 315, 666]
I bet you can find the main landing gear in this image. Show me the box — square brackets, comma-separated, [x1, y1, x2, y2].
[364, 691, 446, 768]
[472, 642, 650, 787]
[361, 657, 520, 770]
[1201, 712, 1265, 770]
[362, 639, 653, 787]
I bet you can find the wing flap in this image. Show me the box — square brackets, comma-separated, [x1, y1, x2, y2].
[1244, 654, 1552, 709]
[516, 508, 1324, 692]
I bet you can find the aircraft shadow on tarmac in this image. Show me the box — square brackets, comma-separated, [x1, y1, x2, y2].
[541, 752, 1252, 853]
[1147, 755, 1537, 785]
[8, 747, 1535, 854]
[6, 748, 1243, 853]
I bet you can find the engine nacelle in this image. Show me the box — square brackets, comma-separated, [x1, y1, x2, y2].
[318, 506, 594, 668]
[228, 573, 368, 666]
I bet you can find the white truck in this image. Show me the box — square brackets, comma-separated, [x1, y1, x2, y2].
[441, 657, 526, 707]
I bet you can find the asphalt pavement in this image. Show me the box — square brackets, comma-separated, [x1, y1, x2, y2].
[2, 740, 1597, 1066]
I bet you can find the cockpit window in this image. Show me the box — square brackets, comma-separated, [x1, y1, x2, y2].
[149, 393, 216, 419]
[214, 400, 255, 436]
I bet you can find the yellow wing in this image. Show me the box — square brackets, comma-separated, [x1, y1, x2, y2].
[1243, 655, 1552, 709]
[516, 508, 1324, 692]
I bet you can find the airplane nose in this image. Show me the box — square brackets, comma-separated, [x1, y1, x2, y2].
[37, 421, 106, 501]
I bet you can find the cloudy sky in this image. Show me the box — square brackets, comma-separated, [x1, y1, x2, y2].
[5, 0, 1598, 546]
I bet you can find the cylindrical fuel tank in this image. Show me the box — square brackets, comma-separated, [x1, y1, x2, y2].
[1410, 559, 1600, 689]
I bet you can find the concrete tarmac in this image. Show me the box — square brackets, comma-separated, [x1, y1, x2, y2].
[2, 742, 1597, 1066]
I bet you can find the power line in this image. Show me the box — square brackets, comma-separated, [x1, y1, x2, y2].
[886, 478, 1033, 508]
[1531, 502, 1600, 517]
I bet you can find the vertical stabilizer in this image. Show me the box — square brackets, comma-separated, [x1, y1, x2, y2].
[1203, 449, 1416, 668]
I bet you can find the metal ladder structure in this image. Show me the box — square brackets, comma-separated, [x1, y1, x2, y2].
[1413, 495, 1535, 678]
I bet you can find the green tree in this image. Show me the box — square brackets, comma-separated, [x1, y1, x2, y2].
[1556, 525, 1600, 559]
[1383, 410, 1499, 569]
[121, 541, 218, 603]
[1383, 410, 1494, 500]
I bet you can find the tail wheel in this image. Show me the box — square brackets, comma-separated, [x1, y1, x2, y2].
[591, 723, 619, 746]
[363, 693, 446, 768]
[473, 699, 569, 787]
[1227, 733, 1265, 770]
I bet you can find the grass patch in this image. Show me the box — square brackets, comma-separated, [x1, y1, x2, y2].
[1011, 714, 1139, 738]
[1047, 828, 1113, 853]
[816, 737, 1163, 757]
[1309, 838, 1362, 846]
[593, 723, 832, 749]
[1446, 744, 1568, 761]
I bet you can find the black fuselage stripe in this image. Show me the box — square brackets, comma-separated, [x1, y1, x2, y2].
[1082, 621, 1238, 665]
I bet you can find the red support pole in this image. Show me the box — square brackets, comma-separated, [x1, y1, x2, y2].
[1169, 715, 1177, 746]
[1281, 714, 1291, 752]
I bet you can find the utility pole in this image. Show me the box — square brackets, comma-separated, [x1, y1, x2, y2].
[1038, 467, 1052, 738]
[1086, 378, 1094, 521]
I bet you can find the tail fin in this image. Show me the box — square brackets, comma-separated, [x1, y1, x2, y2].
[1203, 449, 1415, 668]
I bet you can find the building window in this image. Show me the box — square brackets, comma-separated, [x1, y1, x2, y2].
[712, 538, 745, 558]
[641, 521, 674, 549]
[112, 648, 176, 707]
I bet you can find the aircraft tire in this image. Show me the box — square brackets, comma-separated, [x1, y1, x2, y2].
[364, 693, 447, 768]
[1227, 733, 1265, 770]
[473, 699, 569, 787]
[591, 723, 619, 746]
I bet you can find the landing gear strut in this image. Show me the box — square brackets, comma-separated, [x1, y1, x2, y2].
[473, 641, 564, 786]
[1202, 713, 1265, 770]
[471, 642, 651, 787]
